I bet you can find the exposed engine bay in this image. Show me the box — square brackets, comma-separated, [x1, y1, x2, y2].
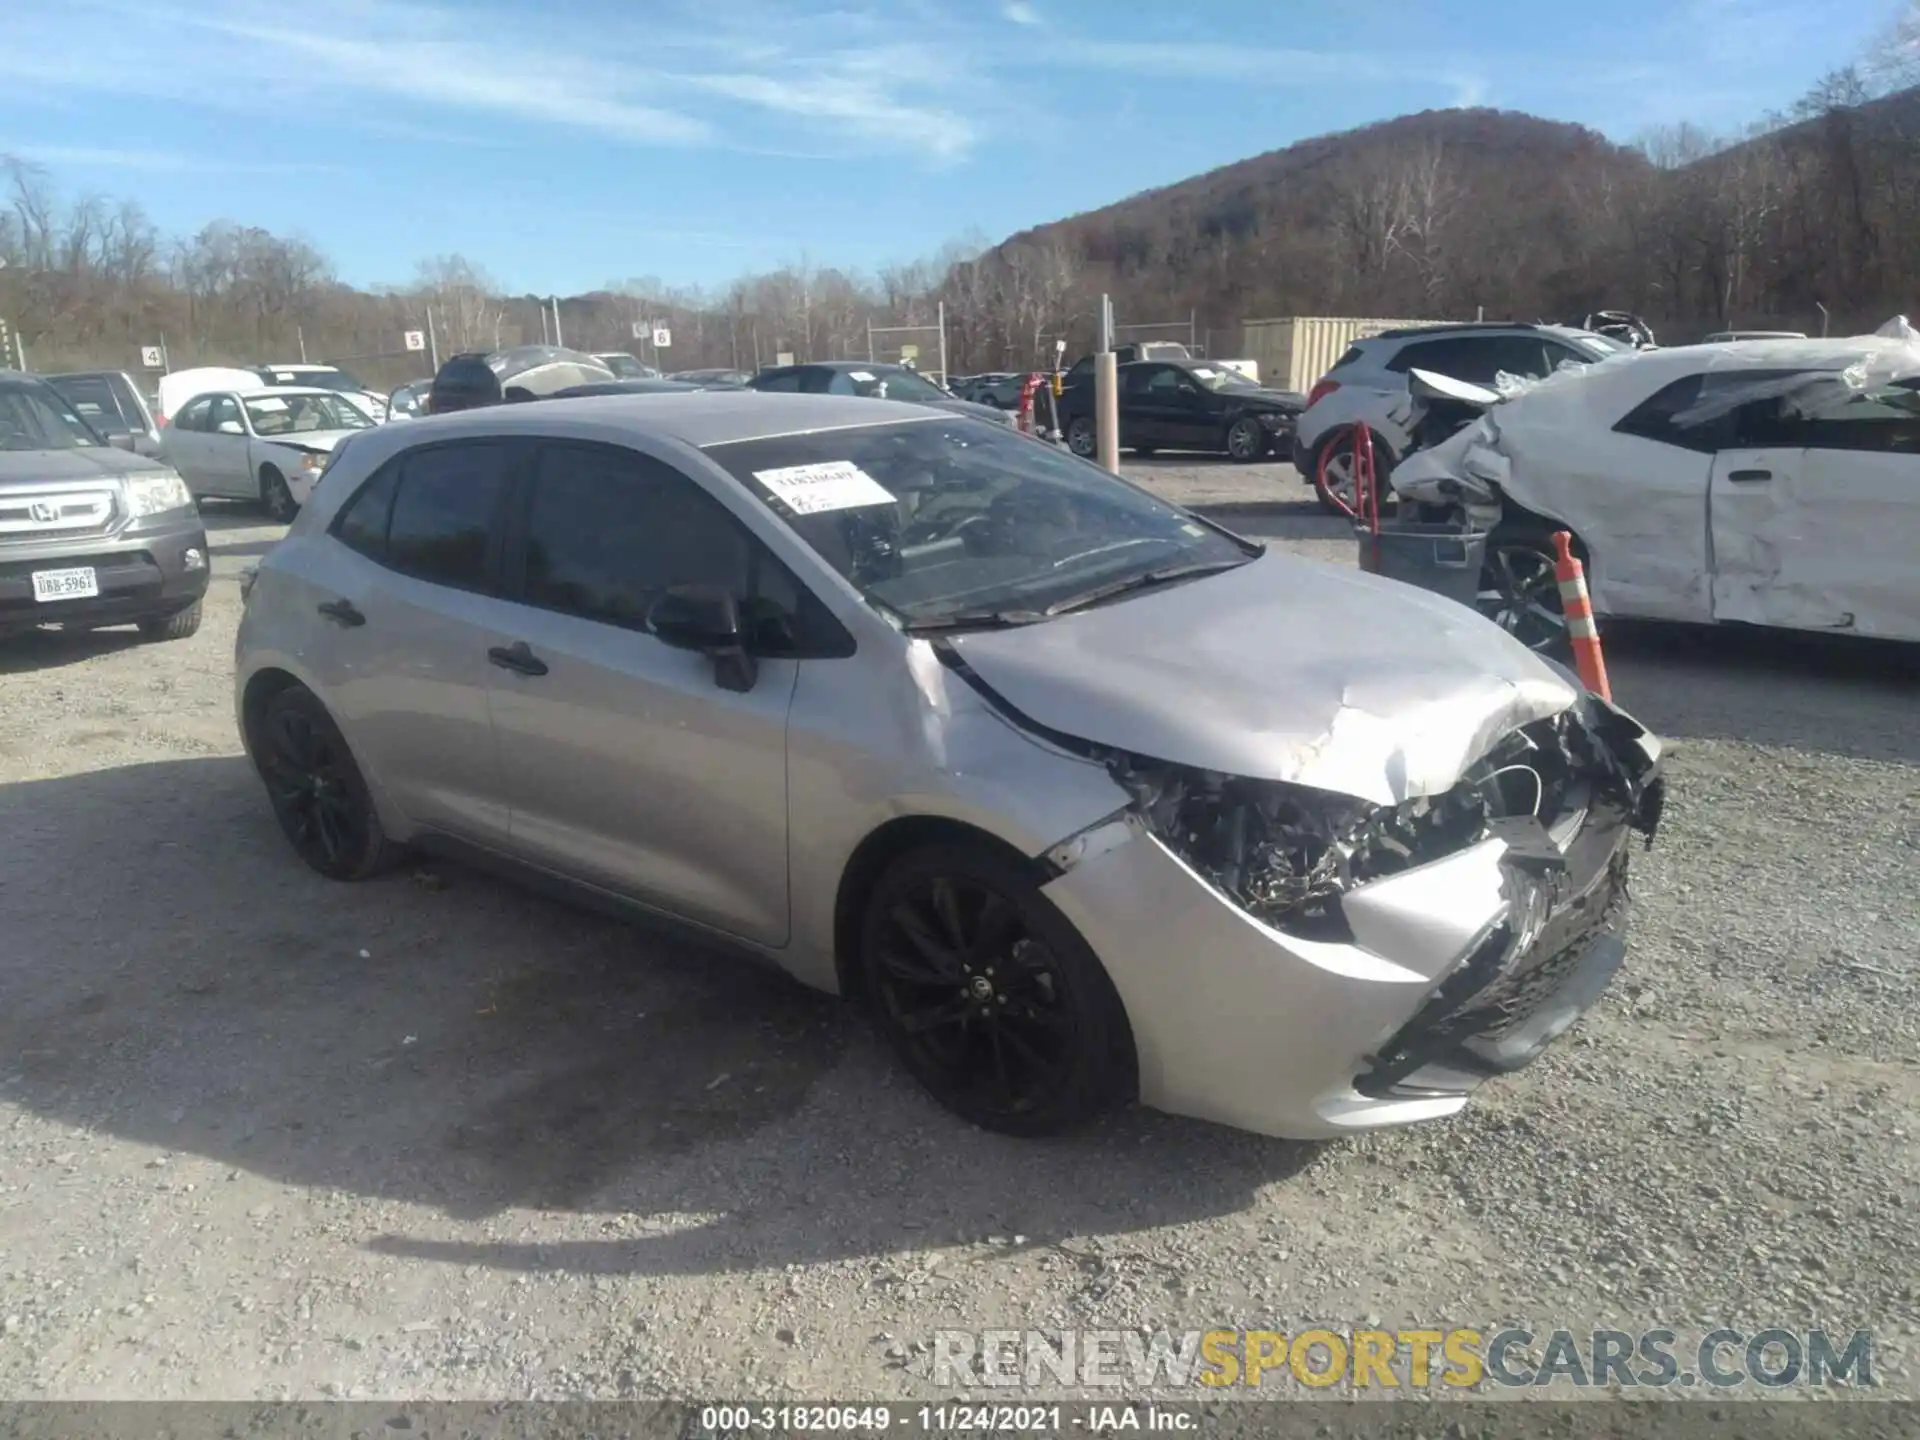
[1106, 701, 1663, 937]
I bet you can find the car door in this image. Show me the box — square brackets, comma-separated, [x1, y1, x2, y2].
[202, 394, 253, 495]
[162, 396, 216, 491]
[484, 441, 800, 945]
[1119, 364, 1169, 447]
[1710, 376, 1919, 637]
[299, 439, 521, 842]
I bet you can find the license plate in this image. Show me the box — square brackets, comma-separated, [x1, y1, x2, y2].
[31, 566, 99, 602]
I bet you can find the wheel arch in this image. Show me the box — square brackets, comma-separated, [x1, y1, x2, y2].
[830, 814, 1055, 1002]
[239, 665, 305, 760]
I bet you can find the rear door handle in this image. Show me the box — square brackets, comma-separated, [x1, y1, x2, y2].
[1727, 468, 1772, 483]
[316, 598, 365, 627]
[487, 641, 549, 677]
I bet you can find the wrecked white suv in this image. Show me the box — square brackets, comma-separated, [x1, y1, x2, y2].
[235, 392, 1665, 1142]
[1394, 333, 1920, 649]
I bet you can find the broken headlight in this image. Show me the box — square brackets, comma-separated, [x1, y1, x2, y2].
[1106, 707, 1630, 936]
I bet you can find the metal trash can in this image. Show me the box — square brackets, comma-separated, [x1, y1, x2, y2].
[1355, 521, 1489, 609]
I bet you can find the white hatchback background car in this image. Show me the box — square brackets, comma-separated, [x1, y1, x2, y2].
[234, 392, 1665, 1142]
[1394, 334, 1920, 645]
[163, 387, 377, 520]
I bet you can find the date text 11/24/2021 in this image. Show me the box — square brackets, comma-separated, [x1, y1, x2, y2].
[698, 1404, 1195, 1432]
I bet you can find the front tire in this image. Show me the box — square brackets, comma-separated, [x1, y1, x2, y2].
[860, 842, 1134, 1137]
[1479, 524, 1576, 657]
[254, 685, 404, 880]
[1225, 416, 1267, 463]
[1066, 416, 1098, 458]
[137, 599, 202, 642]
[259, 466, 298, 523]
[1312, 427, 1394, 517]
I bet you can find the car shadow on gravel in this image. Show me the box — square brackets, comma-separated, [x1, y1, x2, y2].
[1604, 623, 1920, 765]
[0, 755, 1325, 1279]
[0, 626, 147, 674]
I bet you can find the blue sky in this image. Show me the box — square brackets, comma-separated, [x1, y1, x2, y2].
[0, 0, 1897, 296]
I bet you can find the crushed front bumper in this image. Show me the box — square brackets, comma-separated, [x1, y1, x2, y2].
[1040, 700, 1664, 1140]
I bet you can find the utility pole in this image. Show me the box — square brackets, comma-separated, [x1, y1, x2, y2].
[426, 306, 441, 371]
[550, 296, 564, 349]
[297, 325, 308, 363]
[937, 300, 948, 388]
[1094, 293, 1119, 474]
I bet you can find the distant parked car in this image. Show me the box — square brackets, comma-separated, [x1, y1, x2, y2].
[162, 387, 376, 520]
[592, 352, 661, 380]
[42, 370, 163, 457]
[385, 380, 434, 421]
[0, 371, 208, 642]
[669, 368, 754, 387]
[747, 361, 1011, 425]
[1058, 358, 1304, 463]
[156, 367, 265, 428]
[250, 364, 387, 422]
[1702, 330, 1808, 343]
[1293, 322, 1629, 512]
[956, 373, 1026, 408]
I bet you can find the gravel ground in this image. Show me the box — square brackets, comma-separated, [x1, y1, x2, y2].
[1, 460, 1916, 1407]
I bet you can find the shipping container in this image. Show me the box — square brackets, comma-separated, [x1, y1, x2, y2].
[1239, 316, 1454, 393]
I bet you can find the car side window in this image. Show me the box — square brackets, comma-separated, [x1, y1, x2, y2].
[516, 443, 846, 657]
[754, 370, 804, 393]
[1614, 370, 1803, 451]
[174, 397, 212, 432]
[1799, 387, 1920, 455]
[1386, 337, 1483, 381]
[1540, 340, 1591, 373]
[334, 464, 399, 562]
[207, 396, 241, 433]
[378, 443, 510, 590]
[822, 370, 856, 396]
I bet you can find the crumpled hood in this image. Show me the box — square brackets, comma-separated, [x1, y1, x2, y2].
[261, 429, 362, 454]
[0, 447, 173, 486]
[946, 548, 1578, 807]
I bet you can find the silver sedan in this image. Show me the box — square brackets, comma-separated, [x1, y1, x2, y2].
[233, 392, 1666, 1140]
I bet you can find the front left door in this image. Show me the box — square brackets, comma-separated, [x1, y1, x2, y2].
[485, 441, 798, 946]
[203, 395, 252, 495]
[1710, 378, 1919, 637]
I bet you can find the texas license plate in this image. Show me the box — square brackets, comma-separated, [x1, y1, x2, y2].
[31, 566, 99, 601]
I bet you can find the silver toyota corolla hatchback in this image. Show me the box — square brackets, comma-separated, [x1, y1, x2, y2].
[235, 392, 1666, 1140]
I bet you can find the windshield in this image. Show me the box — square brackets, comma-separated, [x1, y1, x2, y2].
[705, 418, 1254, 626]
[835, 368, 949, 403]
[1572, 332, 1633, 356]
[0, 380, 104, 450]
[244, 392, 375, 434]
[598, 354, 647, 378]
[1187, 364, 1260, 392]
[45, 375, 134, 432]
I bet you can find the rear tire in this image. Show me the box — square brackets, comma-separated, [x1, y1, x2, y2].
[254, 685, 405, 881]
[1066, 416, 1098, 458]
[860, 841, 1134, 1137]
[1479, 523, 1581, 659]
[137, 599, 202, 642]
[259, 466, 298, 523]
[1313, 427, 1395, 517]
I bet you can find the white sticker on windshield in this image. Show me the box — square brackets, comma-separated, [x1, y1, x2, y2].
[249, 397, 289, 412]
[753, 461, 896, 516]
[1191, 367, 1217, 379]
[848, 370, 875, 382]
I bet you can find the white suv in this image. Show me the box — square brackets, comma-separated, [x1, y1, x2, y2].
[1292, 323, 1628, 513]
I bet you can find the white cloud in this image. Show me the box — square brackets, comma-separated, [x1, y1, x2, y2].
[0, 144, 337, 174]
[1002, 1, 1042, 24]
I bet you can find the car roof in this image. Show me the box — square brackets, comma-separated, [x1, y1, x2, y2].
[234, 385, 345, 399]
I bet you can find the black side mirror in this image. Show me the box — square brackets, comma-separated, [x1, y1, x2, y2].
[647, 584, 758, 692]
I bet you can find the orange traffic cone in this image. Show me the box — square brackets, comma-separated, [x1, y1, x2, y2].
[1551, 531, 1611, 701]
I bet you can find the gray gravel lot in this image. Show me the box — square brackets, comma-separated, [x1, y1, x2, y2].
[1, 458, 1916, 1405]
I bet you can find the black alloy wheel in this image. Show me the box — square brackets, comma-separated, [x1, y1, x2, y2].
[1066, 415, 1098, 458]
[1478, 529, 1571, 655]
[862, 843, 1133, 1136]
[256, 686, 400, 880]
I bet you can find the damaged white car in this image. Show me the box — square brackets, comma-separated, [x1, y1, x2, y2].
[1393, 333, 1920, 648]
[235, 393, 1664, 1142]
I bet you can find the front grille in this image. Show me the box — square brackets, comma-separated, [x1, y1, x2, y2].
[0, 486, 118, 537]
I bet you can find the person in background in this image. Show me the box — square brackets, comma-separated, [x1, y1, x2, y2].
[425, 353, 502, 414]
